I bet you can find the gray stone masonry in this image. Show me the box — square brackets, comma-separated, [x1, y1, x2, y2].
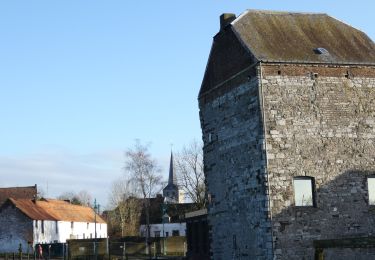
[262, 64, 375, 260]
[0, 202, 33, 252]
[200, 67, 273, 260]
[199, 63, 375, 260]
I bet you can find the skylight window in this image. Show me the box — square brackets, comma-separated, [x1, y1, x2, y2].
[313, 47, 329, 55]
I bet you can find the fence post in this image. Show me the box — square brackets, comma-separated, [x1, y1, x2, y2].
[106, 238, 109, 260]
[108, 240, 111, 260]
[153, 242, 156, 259]
[122, 242, 126, 260]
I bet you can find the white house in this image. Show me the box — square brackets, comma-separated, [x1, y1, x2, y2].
[0, 198, 107, 252]
[140, 223, 186, 238]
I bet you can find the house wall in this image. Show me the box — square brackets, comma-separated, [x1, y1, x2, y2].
[33, 220, 108, 244]
[261, 64, 375, 259]
[33, 220, 107, 244]
[0, 203, 33, 252]
[33, 220, 59, 244]
[139, 223, 186, 237]
[199, 67, 273, 260]
[57, 221, 107, 241]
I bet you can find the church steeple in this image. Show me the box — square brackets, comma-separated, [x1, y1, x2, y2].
[163, 150, 179, 203]
[168, 151, 177, 185]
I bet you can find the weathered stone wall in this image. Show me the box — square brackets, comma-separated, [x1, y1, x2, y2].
[0, 203, 33, 252]
[324, 248, 375, 259]
[261, 64, 375, 259]
[199, 69, 272, 260]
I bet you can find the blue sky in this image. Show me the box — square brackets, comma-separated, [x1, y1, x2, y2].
[0, 1, 374, 207]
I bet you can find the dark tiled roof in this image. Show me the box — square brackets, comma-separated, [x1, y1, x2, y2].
[231, 10, 375, 64]
[0, 185, 37, 206]
[3, 198, 106, 223]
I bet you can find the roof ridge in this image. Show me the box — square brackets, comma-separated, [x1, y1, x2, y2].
[246, 9, 327, 15]
[231, 9, 328, 27]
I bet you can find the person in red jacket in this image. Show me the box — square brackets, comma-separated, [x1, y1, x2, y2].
[38, 245, 43, 260]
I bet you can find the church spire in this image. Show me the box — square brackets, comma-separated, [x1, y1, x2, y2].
[163, 150, 179, 203]
[168, 151, 177, 185]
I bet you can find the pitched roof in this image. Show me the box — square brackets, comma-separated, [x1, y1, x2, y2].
[6, 198, 106, 223]
[231, 10, 375, 64]
[0, 185, 37, 206]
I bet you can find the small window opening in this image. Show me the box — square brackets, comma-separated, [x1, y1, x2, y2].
[35, 220, 38, 228]
[71, 221, 74, 229]
[172, 230, 180, 236]
[368, 177, 375, 205]
[278, 70, 281, 75]
[293, 177, 315, 206]
[41, 220, 44, 234]
[55, 221, 58, 234]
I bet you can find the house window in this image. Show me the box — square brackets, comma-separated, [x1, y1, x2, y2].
[71, 222, 74, 229]
[41, 220, 44, 234]
[293, 177, 315, 206]
[55, 221, 58, 234]
[368, 177, 375, 205]
[172, 230, 180, 236]
[35, 220, 38, 228]
[165, 232, 169, 237]
[87, 222, 89, 229]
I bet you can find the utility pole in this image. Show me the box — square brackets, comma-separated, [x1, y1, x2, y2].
[94, 199, 98, 260]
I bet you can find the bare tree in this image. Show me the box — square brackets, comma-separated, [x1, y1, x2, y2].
[175, 140, 206, 208]
[76, 190, 93, 207]
[107, 176, 141, 236]
[57, 190, 92, 206]
[125, 140, 162, 252]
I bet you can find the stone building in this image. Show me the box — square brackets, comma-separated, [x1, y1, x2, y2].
[198, 10, 375, 259]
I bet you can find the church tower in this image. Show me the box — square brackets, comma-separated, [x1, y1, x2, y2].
[163, 152, 179, 203]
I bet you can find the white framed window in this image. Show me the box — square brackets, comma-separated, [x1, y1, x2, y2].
[368, 177, 375, 205]
[293, 177, 315, 206]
